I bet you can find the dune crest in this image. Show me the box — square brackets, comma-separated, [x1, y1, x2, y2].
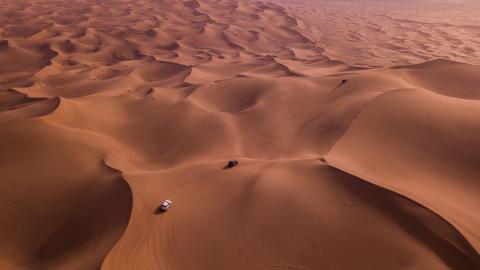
[0, 0, 479, 269]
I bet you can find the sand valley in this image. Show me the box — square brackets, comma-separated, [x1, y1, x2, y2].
[0, 0, 479, 269]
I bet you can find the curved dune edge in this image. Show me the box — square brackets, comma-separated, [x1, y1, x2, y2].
[0, 117, 133, 269]
[101, 157, 480, 270]
[324, 164, 480, 269]
[1, 0, 480, 269]
[325, 88, 480, 255]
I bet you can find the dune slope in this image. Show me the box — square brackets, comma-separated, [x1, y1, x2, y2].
[0, 0, 479, 269]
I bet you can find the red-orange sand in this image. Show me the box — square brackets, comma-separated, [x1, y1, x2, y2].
[0, 0, 479, 269]
[278, 0, 480, 67]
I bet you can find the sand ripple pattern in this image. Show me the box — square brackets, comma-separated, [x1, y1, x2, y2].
[0, 0, 479, 269]
[278, 0, 480, 67]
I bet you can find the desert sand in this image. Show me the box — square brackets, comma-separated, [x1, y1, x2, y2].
[278, 0, 480, 67]
[0, 0, 479, 269]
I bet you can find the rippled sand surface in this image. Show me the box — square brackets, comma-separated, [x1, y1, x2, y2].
[0, 0, 479, 269]
[278, 0, 480, 66]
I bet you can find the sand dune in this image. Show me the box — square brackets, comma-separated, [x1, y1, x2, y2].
[326, 88, 480, 252]
[0, 0, 479, 269]
[278, 0, 480, 67]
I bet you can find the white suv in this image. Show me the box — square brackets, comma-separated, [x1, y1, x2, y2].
[159, 200, 172, 211]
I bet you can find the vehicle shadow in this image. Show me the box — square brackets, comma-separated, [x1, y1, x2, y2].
[154, 207, 166, 215]
[333, 79, 348, 90]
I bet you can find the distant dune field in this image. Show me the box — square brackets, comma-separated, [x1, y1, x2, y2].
[277, 0, 480, 67]
[0, 0, 479, 269]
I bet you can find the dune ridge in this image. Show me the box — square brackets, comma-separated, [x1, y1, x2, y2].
[0, 0, 479, 269]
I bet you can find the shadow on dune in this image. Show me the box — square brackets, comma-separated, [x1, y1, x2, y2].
[35, 163, 133, 269]
[327, 165, 480, 270]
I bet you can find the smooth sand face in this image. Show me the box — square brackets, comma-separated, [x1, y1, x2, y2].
[277, 0, 480, 67]
[0, 0, 479, 269]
